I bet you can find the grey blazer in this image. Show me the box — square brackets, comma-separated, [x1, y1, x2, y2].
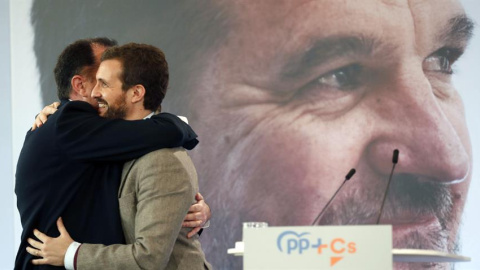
[76, 148, 211, 270]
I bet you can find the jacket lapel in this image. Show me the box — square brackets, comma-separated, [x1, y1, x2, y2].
[118, 159, 137, 197]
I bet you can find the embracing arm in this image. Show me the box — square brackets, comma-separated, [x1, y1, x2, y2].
[31, 102, 60, 131]
[26, 194, 211, 268]
[56, 101, 198, 162]
[184, 193, 211, 238]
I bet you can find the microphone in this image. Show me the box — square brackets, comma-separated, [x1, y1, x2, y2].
[311, 168, 356, 226]
[376, 149, 399, 224]
[392, 149, 399, 164]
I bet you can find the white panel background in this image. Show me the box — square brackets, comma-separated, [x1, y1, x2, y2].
[0, 0, 478, 269]
[453, 1, 480, 268]
[0, 0, 14, 267]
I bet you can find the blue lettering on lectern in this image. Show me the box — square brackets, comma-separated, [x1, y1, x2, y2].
[277, 231, 316, 254]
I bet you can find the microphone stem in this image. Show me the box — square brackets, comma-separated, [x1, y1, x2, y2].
[311, 179, 347, 226]
[376, 163, 397, 224]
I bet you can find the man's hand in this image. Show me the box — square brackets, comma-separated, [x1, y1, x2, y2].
[26, 217, 73, 266]
[182, 193, 211, 238]
[31, 101, 60, 130]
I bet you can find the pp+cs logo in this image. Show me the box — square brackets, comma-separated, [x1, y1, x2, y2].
[277, 231, 356, 266]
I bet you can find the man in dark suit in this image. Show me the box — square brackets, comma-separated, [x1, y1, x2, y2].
[15, 38, 209, 270]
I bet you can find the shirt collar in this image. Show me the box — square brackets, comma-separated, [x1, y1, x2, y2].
[144, 112, 154, 119]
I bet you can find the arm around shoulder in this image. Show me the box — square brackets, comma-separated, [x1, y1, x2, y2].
[56, 102, 198, 162]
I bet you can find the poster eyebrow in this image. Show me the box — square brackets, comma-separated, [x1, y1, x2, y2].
[437, 14, 475, 46]
[281, 35, 392, 79]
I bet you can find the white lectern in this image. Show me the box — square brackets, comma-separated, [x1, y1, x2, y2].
[228, 225, 471, 270]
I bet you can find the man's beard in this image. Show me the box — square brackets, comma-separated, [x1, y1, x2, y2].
[100, 94, 128, 120]
[319, 174, 458, 253]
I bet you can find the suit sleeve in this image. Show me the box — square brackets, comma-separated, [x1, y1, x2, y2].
[75, 150, 194, 270]
[55, 101, 198, 162]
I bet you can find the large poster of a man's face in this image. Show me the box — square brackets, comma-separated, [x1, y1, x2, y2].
[30, 0, 478, 269]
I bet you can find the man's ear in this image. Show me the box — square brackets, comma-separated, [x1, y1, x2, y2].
[71, 75, 89, 97]
[130, 85, 146, 104]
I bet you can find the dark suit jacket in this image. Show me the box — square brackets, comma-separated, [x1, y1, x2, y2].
[14, 100, 198, 270]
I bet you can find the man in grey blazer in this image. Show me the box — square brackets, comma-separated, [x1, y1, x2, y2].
[26, 43, 211, 269]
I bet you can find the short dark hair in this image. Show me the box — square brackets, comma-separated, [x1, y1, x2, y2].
[32, 1, 228, 113]
[101, 43, 169, 111]
[53, 37, 117, 100]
